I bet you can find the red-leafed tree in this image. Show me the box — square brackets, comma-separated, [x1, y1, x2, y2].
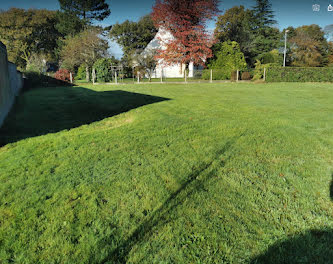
[151, 0, 220, 68]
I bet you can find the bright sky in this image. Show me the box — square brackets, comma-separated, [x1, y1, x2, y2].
[1, 0, 333, 58]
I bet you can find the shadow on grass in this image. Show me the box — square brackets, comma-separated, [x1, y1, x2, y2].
[250, 174, 333, 264]
[330, 174, 333, 202]
[0, 86, 169, 146]
[101, 136, 240, 263]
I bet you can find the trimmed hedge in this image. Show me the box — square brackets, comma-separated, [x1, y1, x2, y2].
[266, 67, 333, 82]
[202, 69, 232, 80]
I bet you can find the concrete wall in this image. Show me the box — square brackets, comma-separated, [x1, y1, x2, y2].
[0, 42, 23, 127]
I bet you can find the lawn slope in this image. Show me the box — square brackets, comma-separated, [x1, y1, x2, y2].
[0, 83, 332, 263]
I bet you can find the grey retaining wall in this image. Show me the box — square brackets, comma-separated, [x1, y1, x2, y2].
[0, 42, 23, 127]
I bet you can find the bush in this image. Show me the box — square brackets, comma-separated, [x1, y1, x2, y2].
[23, 72, 73, 90]
[76, 64, 87, 80]
[202, 69, 231, 80]
[253, 60, 273, 80]
[26, 53, 47, 73]
[241, 72, 251, 80]
[93, 58, 118, 83]
[266, 67, 333, 82]
[54, 69, 72, 83]
[209, 41, 247, 71]
[231, 70, 238, 81]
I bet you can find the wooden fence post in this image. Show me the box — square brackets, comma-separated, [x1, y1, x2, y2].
[115, 71, 118, 84]
[185, 69, 187, 83]
[160, 68, 163, 83]
[137, 72, 140, 84]
[210, 69, 213, 83]
[237, 70, 239, 82]
[263, 67, 266, 81]
[70, 72, 73, 84]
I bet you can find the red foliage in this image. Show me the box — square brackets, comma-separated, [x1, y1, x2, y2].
[151, 0, 220, 66]
[54, 69, 73, 83]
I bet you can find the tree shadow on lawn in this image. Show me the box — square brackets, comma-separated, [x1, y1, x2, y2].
[250, 174, 333, 264]
[101, 136, 242, 263]
[0, 86, 169, 146]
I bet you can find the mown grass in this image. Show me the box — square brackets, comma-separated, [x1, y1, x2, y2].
[0, 83, 332, 263]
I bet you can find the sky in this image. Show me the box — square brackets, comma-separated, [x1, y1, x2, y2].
[1, 0, 333, 57]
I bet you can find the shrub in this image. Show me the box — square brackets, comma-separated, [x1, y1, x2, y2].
[93, 58, 118, 83]
[230, 70, 237, 81]
[23, 72, 73, 90]
[266, 67, 333, 82]
[209, 41, 247, 71]
[26, 53, 47, 73]
[76, 64, 87, 80]
[252, 60, 273, 80]
[54, 69, 72, 83]
[241, 72, 251, 80]
[202, 69, 231, 80]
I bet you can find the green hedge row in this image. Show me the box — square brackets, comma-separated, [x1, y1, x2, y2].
[266, 67, 333, 82]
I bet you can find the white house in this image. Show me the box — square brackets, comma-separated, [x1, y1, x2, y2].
[142, 28, 203, 78]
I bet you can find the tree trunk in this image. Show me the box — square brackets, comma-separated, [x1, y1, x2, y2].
[86, 66, 90, 82]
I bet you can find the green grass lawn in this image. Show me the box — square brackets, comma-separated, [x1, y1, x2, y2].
[0, 83, 332, 263]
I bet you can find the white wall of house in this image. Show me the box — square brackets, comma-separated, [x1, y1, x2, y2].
[143, 28, 197, 78]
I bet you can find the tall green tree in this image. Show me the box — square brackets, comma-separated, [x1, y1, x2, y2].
[289, 25, 329, 67]
[252, 0, 277, 28]
[55, 11, 86, 37]
[0, 8, 61, 69]
[58, 0, 111, 22]
[214, 6, 255, 64]
[60, 28, 109, 81]
[109, 15, 157, 58]
[208, 41, 247, 79]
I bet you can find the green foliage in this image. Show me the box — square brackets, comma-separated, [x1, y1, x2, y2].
[0, 83, 332, 263]
[109, 15, 157, 57]
[0, 8, 61, 69]
[55, 11, 86, 37]
[25, 53, 47, 73]
[250, 27, 281, 64]
[208, 41, 247, 80]
[202, 69, 227, 80]
[253, 59, 272, 80]
[59, 0, 110, 22]
[252, 0, 277, 27]
[60, 28, 109, 70]
[266, 67, 333, 82]
[76, 64, 87, 80]
[93, 58, 118, 82]
[258, 49, 282, 64]
[289, 25, 329, 67]
[214, 5, 255, 63]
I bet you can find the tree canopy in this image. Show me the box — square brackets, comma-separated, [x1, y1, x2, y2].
[109, 15, 157, 58]
[289, 25, 329, 67]
[209, 41, 247, 71]
[252, 0, 277, 28]
[60, 28, 109, 71]
[58, 0, 110, 22]
[0, 8, 61, 69]
[214, 1, 281, 66]
[151, 0, 220, 67]
[214, 6, 255, 63]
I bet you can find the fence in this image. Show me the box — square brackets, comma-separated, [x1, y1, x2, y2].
[0, 42, 23, 127]
[91, 67, 258, 85]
